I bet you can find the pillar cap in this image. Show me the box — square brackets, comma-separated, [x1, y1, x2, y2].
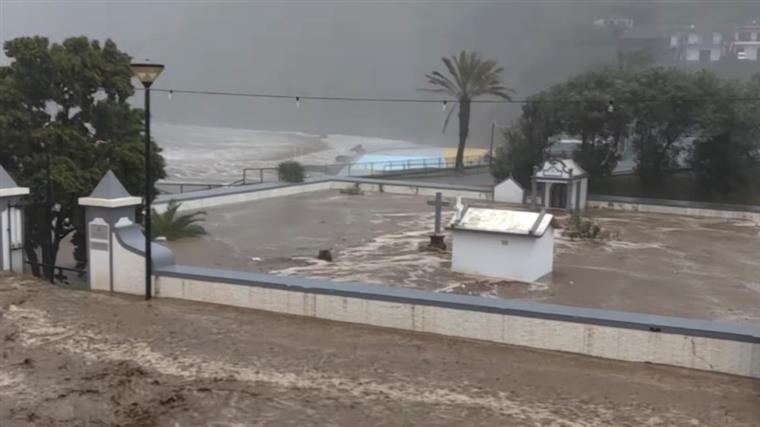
[79, 170, 141, 208]
[0, 165, 29, 198]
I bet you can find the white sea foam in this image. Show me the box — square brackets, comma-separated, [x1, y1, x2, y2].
[154, 123, 428, 182]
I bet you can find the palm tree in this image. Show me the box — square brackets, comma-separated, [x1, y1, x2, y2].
[151, 200, 207, 241]
[423, 51, 513, 170]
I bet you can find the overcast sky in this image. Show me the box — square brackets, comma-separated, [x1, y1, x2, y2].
[1, 1, 758, 146]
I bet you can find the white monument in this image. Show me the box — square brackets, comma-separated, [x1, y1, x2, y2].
[493, 176, 525, 204]
[531, 159, 588, 211]
[448, 206, 554, 282]
[0, 165, 29, 274]
[79, 170, 174, 295]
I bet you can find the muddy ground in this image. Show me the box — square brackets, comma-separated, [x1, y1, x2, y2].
[1, 274, 758, 426]
[165, 190, 760, 322]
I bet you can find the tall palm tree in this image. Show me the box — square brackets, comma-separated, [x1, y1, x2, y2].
[423, 51, 513, 170]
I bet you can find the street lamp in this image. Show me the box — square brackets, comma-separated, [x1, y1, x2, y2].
[130, 62, 164, 300]
[489, 121, 508, 168]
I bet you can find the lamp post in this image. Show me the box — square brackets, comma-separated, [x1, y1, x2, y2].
[489, 121, 507, 168]
[130, 62, 164, 300]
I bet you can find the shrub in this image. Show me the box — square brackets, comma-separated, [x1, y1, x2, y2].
[151, 201, 207, 241]
[563, 213, 610, 241]
[278, 161, 305, 183]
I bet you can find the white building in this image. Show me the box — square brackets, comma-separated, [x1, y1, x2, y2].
[448, 206, 554, 282]
[0, 165, 29, 274]
[731, 22, 760, 61]
[493, 177, 524, 204]
[533, 159, 588, 211]
[681, 28, 724, 62]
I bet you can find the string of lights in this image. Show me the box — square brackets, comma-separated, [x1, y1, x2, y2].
[146, 87, 760, 108]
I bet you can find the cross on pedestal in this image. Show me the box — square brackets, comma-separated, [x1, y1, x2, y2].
[426, 192, 450, 249]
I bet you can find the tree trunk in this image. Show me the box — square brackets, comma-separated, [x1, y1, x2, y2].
[456, 99, 471, 171]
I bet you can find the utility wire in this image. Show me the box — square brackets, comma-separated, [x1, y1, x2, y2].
[145, 87, 760, 105]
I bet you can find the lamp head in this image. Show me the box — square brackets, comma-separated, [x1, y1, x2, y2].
[130, 63, 164, 88]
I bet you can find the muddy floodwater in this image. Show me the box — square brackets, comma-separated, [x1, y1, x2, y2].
[166, 190, 760, 322]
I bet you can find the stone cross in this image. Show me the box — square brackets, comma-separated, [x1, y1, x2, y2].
[426, 192, 451, 250]
[426, 192, 451, 235]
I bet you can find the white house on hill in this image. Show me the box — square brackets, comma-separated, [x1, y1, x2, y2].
[448, 206, 554, 282]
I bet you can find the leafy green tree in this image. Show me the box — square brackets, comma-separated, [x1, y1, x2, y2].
[628, 68, 704, 187]
[0, 36, 166, 277]
[423, 51, 513, 170]
[491, 99, 557, 186]
[493, 68, 629, 183]
[690, 75, 760, 194]
[151, 201, 207, 241]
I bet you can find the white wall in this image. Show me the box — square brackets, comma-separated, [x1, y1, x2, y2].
[494, 178, 524, 204]
[451, 230, 553, 282]
[0, 204, 24, 273]
[156, 180, 491, 213]
[111, 228, 147, 296]
[154, 275, 760, 379]
[588, 200, 760, 225]
[0, 205, 8, 271]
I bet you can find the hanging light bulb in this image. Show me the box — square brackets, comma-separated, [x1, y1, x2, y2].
[296, 97, 301, 108]
[442, 100, 448, 112]
[607, 100, 614, 113]
[167, 90, 173, 100]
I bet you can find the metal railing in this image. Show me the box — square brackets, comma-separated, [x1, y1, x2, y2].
[338, 155, 487, 177]
[156, 181, 227, 195]
[24, 260, 86, 285]
[240, 167, 280, 185]
[163, 155, 490, 189]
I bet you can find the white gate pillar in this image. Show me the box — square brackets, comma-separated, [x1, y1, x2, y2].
[0, 166, 29, 274]
[78, 170, 174, 294]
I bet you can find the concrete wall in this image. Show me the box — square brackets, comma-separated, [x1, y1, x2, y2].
[0, 201, 24, 273]
[451, 229, 553, 282]
[155, 178, 492, 213]
[154, 265, 760, 379]
[493, 178, 524, 204]
[588, 196, 760, 224]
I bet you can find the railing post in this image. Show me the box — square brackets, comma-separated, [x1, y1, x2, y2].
[260, 169, 264, 183]
[243, 169, 247, 185]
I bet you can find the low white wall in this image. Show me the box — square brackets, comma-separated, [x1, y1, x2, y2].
[154, 275, 760, 378]
[588, 199, 760, 224]
[157, 180, 491, 213]
[156, 181, 335, 213]
[112, 231, 147, 296]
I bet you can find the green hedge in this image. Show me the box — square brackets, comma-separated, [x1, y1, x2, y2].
[278, 161, 305, 183]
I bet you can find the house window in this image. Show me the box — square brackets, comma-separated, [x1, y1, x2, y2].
[712, 32, 722, 44]
[670, 35, 679, 47]
[737, 47, 748, 60]
[688, 33, 700, 44]
[738, 31, 751, 41]
[699, 49, 711, 62]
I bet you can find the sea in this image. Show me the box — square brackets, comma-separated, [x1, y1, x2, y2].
[153, 123, 435, 183]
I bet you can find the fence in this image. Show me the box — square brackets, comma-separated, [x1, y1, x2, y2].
[156, 181, 227, 195]
[24, 260, 86, 286]
[239, 155, 489, 185]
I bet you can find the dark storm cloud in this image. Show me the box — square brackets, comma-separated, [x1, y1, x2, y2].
[2, 1, 758, 146]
